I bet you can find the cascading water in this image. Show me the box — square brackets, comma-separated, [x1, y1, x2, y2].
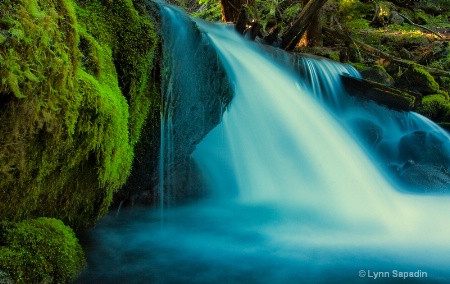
[75, 5, 450, 283]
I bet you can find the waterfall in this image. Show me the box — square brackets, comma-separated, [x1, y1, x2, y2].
[75, 6, 450, 283]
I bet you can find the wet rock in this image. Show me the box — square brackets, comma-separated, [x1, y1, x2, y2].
[376, 140, 398, 164]
[349, 118, 384, 147]
[341, 75, 418, 111]
[360, 65, 395, 86]
[399, 164, 450, 192]
[398, 130, 450, 166]
[118, 5, 233, 204]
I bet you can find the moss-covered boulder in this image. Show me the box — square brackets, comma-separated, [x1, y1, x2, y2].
[416, 93, 450, 121]
[0, 0, 159, 230]
[360, 65, 395, 85]
[0, 218, 86, 284]
[395, 64, 440, 95]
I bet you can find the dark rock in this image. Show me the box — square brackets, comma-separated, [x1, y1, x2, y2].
[341, 75, 419, 111]
[349, 118, 384, 147]
[118, 4, 233, 205]
[399, 164, 450, 192]
[399, 48, 413, 60]
[398, 130, 450, 167]
[376, 140, 398, 164]
[389, 11, 404, 25]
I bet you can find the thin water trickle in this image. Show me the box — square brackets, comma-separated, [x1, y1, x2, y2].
[75, 5, 450, 283]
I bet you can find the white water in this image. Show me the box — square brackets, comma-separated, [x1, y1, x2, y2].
[76, 7, 450, 283]
[192, 19, 450, 244]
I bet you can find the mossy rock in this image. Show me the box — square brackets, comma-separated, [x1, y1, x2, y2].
[416, 94, 449, 121]
[360, 64, 395, 85]
[0, 218, 86, 284]
[395, 64, 439, 95]
[0, 0, 159, 229]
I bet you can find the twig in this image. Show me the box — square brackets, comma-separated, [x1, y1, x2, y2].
[398, 13, 446, 40]
[322, 26, 450, 78]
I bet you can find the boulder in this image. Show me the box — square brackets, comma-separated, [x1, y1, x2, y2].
[398, 130, 450, 167]
[399, 164, 450, 192]
[395, 65, 440, 95]
[118, 4, 233, 205]
[389, 11, 404, 25]
[349, 118, 384, 147]
[360, 65, 395, 86]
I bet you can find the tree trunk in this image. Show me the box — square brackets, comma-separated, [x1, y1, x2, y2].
[220, 0, 254, 23]
[297, 0, 323, 47]
[281, 0, 328, 50]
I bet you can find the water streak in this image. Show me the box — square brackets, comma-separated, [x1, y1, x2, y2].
[76, 6, 450, 283]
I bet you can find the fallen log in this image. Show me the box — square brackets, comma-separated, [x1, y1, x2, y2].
[323, 27, 450, 78]
[340, 74, 422, 111]
[280, 0, 328, 50]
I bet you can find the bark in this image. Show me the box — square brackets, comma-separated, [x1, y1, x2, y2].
[220, 0, 254, 23]
[298, 0, 323, 47]
[235, 6, 248, 34]
[280, 0, 328, 50]
[341, 75, 420, 111]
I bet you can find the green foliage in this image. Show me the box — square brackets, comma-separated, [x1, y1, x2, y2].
[349, 62, 369, 70]
[254, 0, 303, 34]
[0, 0, 159, 230]
[338, 0, 373, 23]
[192, 0, 223, 21]
[0, 218, 85, 284]
[345, 19, 370, 30]
[429, 52, 450, 75]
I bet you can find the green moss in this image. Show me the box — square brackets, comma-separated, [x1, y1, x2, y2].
[76, 0, 159, 146]
[429, 50, 450, 74]
[441, 103, 450, 122]
[0, 0, 159, 230]
[345, 19, 370, 31]
[338, 0, 372, 24]
[416, 94, 448, 120]
[0, 218, 86, 284]
[348, 62, 368, 71]
[411, 64, 440, 93]
[192, 0, 222, 21]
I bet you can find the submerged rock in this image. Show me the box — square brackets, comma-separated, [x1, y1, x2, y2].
[398, 130, 450, 167]
[399, 164, 450, 192]
[349, 118, 384, 147]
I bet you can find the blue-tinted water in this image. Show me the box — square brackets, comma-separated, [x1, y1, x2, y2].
[75, 5, 450, 283]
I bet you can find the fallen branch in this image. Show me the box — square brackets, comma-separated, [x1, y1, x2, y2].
[322, 26, 450, 78]
[280, 0, 328, 50]
[341, 74, 419, 111]
[398, 13, 446, 40]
